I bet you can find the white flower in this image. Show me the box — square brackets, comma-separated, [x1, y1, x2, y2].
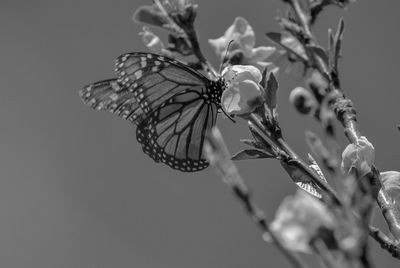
[269, 191, 336, 253]
[221, 65, 263, 115]
[341, 136, 375, 177]
[209, 17, 276, 69]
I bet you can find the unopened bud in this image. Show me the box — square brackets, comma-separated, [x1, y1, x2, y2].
[289, 87, 318, 115]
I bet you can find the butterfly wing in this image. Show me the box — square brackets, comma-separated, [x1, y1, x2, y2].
[79, 79, 144, 124]
[115, 52, 210, 114]
[115, 52, 220, 171]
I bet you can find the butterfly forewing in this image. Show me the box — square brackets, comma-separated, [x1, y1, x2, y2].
[79, 79, 144, 124]
[115, 52, 209, 115]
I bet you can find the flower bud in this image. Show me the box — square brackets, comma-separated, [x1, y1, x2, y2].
[306, 70, 328, 100]
[289, 87, 318, 115]
[341, 136, 375, 177]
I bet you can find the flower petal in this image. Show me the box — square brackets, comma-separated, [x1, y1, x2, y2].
[221, 86, 241, 114]
[232, 17, 255, 57]
[249, 46, 276, 62]
[208, 36, 227, 58]
[269, 191, 336, 253]
[222, 65, 262, 85]
[221, 80, 262, 115]
[209, 17, 256, 59]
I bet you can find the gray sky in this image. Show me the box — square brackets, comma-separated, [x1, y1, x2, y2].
[0, 0, 399, 267]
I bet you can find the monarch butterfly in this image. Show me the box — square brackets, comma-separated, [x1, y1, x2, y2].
[79, 52, 226, 172]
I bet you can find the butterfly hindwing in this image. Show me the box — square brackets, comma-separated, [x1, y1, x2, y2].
[136, 91, 218, 172]
[79, 79, 144, 124]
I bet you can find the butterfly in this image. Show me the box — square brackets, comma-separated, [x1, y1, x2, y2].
[79, 52, 226, 172]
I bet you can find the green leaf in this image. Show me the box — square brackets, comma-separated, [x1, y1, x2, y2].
[231, 149, 274, 161]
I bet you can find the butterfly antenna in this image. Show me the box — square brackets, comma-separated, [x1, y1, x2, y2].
[220, 108, 236, 123]
[218, 40, 235, 74]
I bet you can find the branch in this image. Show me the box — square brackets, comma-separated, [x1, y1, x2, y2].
[248, 113, 343, 207]
[282, 0, 400, 243]
[204, 127, 307, 268]
[369, 225, 400, 259]
[153, 0, 217, 78]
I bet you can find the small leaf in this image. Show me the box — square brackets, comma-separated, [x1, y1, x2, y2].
[296, 181, 323, 199]
[260, 67, 268, 89]
[281, 161, 311, 184]
[240, 139, 264, 149]
[380, 171, 400, 202]
[265, 72, 279, 115]
[308, 154, 328, 184]
[309, 45, 329, 68]
[231, 149, 274, 161]
[328, 28, 335, 66]
[333, 18, 345, 69]
[265, 32, 282, 45]
[281, 158, 327, 199]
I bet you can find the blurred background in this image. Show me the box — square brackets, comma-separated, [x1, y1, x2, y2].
[0, 0, 399, 267]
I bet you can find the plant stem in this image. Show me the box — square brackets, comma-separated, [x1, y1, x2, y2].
[205, 128, 308, 268]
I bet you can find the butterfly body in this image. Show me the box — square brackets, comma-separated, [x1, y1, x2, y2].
[80, 52, 226, 172]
